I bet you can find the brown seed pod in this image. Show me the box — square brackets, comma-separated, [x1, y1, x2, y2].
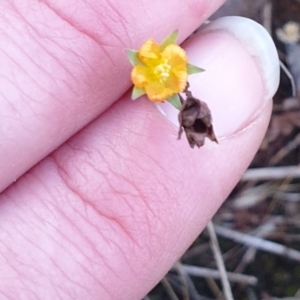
[178, 91, 218, 148]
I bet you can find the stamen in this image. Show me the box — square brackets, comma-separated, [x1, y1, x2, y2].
[154, 63, 171, 81]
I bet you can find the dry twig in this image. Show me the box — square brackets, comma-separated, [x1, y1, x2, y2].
[270, 133, 300, 164]
[161, 277, 180, 300]
[214, 225, 300, 262]
[279, 61, 297, 97]
[262, 1, 272, 34]
[181, 265, 257, 285]
[207, 221, 234, 300]
[235, 217, 284, 273]
[242, 165, 300, 181]
[173, 262, 189, 300]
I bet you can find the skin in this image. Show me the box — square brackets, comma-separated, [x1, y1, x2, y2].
[0, 1, 273, 299]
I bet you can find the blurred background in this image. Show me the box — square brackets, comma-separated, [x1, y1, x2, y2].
[147, 0, 300, 299]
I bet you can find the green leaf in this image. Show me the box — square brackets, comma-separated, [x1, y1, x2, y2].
[126, 49, 143, 66]
[187, 63, 205, 75]
[160, 30, 178, 50]
[132, 86, 146, 100]
[167, 93, 181, 110]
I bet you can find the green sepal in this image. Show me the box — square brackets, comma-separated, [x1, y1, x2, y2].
[167, 93, 181, 110]
[187, 63, 205, 75]
[160, 30, 178, 50]
[132, 86, 146, 100]
[126, 49, 143, 66]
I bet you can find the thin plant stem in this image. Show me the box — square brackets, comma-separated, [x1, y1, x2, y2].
[161, 277, 180, 300]
[207, 221, 234, 300]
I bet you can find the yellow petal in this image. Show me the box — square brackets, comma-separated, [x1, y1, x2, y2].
[164, 72, 180, 92]
[165, 71, 187, 93]
[171, 70, 188, 92]
[138, 38, 161, 63]
[162, 44, 187, 68]
[131, 65, 152, 88]
[145, 81, 173, 102]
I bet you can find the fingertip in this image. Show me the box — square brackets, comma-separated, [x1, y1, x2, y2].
[157, 16, 280, 138]
[201, 16, 280, 101]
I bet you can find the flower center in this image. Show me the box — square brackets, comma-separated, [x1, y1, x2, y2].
[153, 61, 171, 82]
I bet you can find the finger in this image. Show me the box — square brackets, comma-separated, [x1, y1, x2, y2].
[0, 17, 279, 300]
[0, 0, 224, 192]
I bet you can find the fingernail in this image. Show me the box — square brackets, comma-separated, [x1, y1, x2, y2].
[157, 16, 280, 137]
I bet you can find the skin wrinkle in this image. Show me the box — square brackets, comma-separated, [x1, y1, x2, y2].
[25, 165, 110, 262]
[3, 1, 107, 110]
[0, 231, 45, 300]
[5, 4, 81, 88]
[9, 224, 73, 284]
[57, 102, 179, 240]
[0, 89, 20, 115]
[44, 0, 129, 48]
[26, 205, 104, 286]
[0, 12, 59, 90]
[48, 154, 138, 286]
[53, 150, 139, 245]
[109, 4, 132, 39]
[46, 40, 100, 98]
[8, 268, 49, 300]
[51, 137, 169, 285]
[59, 48, 102, 96]
[0, 48, 51, 107]
[0, 81, 29, 113]
[0, 47, 77, 127]
[31, 274, 70, 300]
[0, 237, 25, 278]
[53, 161, 167, 278]
[0, 80, 20, 115]
[128, 146, 181, 215]
[98, 0, 131, 47]
[60, 137, 164, 242]
[0, 291, 13, 300]
[1, 173, 113, 298]
[108, 172, 158, 223]
[41, 0, 117, 66]
[80, 144, 159, 223]
[43, 207, 119, 285]
[129, 142, 179, 196]
[138, 1, 152, 30]
[90, 216, 139, 280]
[10, 289, 40, 300]
[11, 219, 100, 297]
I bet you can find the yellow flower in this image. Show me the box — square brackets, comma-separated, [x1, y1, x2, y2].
[126, 31, 204, 109]
[131, 38, 188, 102]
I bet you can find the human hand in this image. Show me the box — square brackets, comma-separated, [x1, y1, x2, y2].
[0, 0, 279, 299]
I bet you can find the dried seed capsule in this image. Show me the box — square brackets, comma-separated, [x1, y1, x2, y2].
[178, 92, 218, 148]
